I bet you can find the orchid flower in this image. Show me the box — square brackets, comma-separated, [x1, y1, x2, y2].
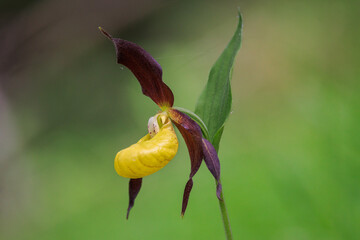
[99, 27, 222, 219]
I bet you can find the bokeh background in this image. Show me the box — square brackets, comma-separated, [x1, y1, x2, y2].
[1, 0, 359, 239]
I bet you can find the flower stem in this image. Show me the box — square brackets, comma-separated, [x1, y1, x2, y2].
[218, 180, 233, 240]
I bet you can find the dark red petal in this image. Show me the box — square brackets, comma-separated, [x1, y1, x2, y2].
[216, 182, 223, 200]
[99, 28, 174, 107]
[202, 138, 222, 200]
[181, 179, 193, 217]
[126, 178, 142, 219]
[168, 109, 203, 216]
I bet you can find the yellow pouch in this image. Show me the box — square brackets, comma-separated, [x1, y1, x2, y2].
[114, 114, 178, 178]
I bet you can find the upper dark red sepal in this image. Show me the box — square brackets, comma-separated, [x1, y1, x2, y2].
[168, 109, 203, 216]
[100, 28, 174, 107]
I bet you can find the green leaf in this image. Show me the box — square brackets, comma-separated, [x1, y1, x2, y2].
[212, 126, 224, 152]
[195, 11, 242, 145]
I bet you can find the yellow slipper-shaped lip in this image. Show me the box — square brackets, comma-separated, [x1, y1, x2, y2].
[114, 114, 178, 178]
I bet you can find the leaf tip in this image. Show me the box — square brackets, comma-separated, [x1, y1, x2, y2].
[236, 7, 242, 16]
[236, 9, 243, 32]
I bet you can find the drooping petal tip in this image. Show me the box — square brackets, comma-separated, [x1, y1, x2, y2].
[202, 138, 222, 200]
[181, 178, 193, 217]
[168, 109, 204, 216]
[127, 178, 143, 219]
[216, 182, 223, 201]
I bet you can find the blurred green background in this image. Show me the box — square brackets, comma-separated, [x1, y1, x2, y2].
[1, 0, 359, 239]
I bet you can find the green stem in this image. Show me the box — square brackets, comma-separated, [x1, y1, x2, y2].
[218, 180, 233, 240]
